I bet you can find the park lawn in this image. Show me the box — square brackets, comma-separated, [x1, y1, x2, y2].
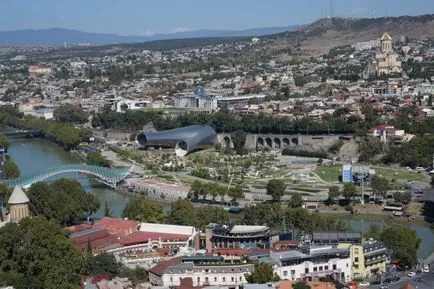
[315, 165, 341, 182]
[374, 167, 428, 182]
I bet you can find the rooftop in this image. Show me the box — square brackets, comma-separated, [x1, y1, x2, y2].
[230, 225, 269, 234]
[8, 186, 29, 204]
[119, 231, 190, 246]
[139, 223, 196, 236]
[93, 217, 138, 238]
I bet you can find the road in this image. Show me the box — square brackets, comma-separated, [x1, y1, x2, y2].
[385, 271, 434, 289]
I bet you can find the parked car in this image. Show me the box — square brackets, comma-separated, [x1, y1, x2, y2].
[408, 271, 416, 277]
[380, 285, 390, 289]
[358, 282, 370, 287]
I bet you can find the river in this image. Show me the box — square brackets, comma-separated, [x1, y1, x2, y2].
[8, 138, 129, 218]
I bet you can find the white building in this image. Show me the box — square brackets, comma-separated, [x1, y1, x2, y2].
[271, 245, 352, 283]
[114, 99, 152, 112]
[149, 256, 253, 287]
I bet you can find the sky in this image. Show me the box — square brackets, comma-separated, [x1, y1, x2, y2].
[0, 0, 433, 35]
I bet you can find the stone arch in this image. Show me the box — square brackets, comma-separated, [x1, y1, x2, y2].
[257, 137, 264, 147]
[265, 137, 273, 148]
[224, 136, 231, 147]
[282, 138, 290, 147]
[274, 138, 281, 149]
[291, 137, 299, 146]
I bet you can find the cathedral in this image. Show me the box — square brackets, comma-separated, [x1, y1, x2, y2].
[375, 32, 402, 75]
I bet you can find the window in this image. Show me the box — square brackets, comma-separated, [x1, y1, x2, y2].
[354, 265, 359, 269]
[355, 257, 359, 262]
[214, 277, 217, 282]
[346, 263, 349, 268]
[305, 268, 309, 273]
[355, 248, 359, 254]
[197, 277, 200, 284]
[283, 271, 288, 276]
[239, 276, 242, 281]
[333, 264, 337, 270]
[223, 277, 226, 282]
[291, 270, 295, 275]
[319, 266, 323, 271]
[170, 277, 173, 283]
[231, 277, 234, 282]
[324, 266, 328, 270]
[313, 267, 317, 272]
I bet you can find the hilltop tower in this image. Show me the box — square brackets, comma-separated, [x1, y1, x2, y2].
[8, 186, 29, 223]
[375, 32, 402, 75]
[380, 32, 393, 52]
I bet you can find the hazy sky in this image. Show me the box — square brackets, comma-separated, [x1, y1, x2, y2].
[0, 0, 433, 35]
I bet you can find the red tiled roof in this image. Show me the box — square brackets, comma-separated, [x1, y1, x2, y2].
[93, 217, 138, 238]
[149, 257, 181, 277]
[119, 231, 190, 246]
[67, 223, 92, 233]
[92, 275, 110, 284]
[70, 228, 119, 251]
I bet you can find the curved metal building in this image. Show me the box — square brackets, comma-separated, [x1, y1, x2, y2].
[136, 125, 217, 156]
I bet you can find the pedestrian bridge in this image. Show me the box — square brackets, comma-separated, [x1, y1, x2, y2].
[2, 164, 133, 188]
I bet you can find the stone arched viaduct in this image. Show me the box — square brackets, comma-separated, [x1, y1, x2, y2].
[217, 134, 352, 151]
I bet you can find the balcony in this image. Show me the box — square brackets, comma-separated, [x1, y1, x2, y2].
[365, 255, 387, 266]
[364, 247, 387, 257]
[301, 269, 341, 279]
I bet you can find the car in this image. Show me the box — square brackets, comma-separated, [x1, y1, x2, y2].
[423, 268, 429, 273]
[408, 271, 416, 277]
[358, 282, 370, 287]
[380, 285, 390, 289]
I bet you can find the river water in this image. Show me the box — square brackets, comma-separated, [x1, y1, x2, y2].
[8, 138, 129, 218]
[6, 138, 434, 258]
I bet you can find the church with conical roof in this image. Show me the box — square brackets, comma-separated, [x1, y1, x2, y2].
[375, 32, 402, 75]
[7, 186, 29, 223]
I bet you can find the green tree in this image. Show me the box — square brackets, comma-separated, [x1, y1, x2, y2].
[0, 216, 87, 289]
[89, 253, 120, 277]
[381, 226, 420, 268]
[371, 175, 389, 198]
[0, 133, 10, 149]
[27, 178, 99, 225]
[227, 186, 244, 202]
[122, 198, 165, 223]
[245, 262, 280, 284]
[266, 179, 287, 202]
[231, 131, 247, 155]
[86, 151, 111, 167]
[367, 224, 382, 240]
[4, 157, 20, 179]
[293, 282, 311, 289]
[289, 193, 304, 208]
[328, 186, 341, 206]
[342, 183, 357, 204]
[394, 191, 412, 204]
[53, 104, 88, 124]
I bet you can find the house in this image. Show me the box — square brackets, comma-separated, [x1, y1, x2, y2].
[93, 217, 139, 238]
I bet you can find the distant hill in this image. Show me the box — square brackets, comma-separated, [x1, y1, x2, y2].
[269, 14, 434, 56]
[0, 26, 297, 46]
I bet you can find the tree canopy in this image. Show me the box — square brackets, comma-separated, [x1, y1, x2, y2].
[27, 178, 100, 225]
[122, 198, 165, 223]
[245, 262, 280, 284]
[53, 104, 88, 124]
[86, 151, 111, 167]
[266, 179, 286, 202]
[0, 216, 87, 289]
[381, 226, 421, 268]
[3, 157, 20, 179]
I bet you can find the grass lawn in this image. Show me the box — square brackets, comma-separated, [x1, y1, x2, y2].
[315, 166, 341, 182]
[374, 167, 428, 182]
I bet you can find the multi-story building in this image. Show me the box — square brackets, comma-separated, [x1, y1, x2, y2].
[205, 224, 271, 251]
[271, 244, 352, 283]
[149, 256, 253, 287]
[338, 240, 388, 278]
